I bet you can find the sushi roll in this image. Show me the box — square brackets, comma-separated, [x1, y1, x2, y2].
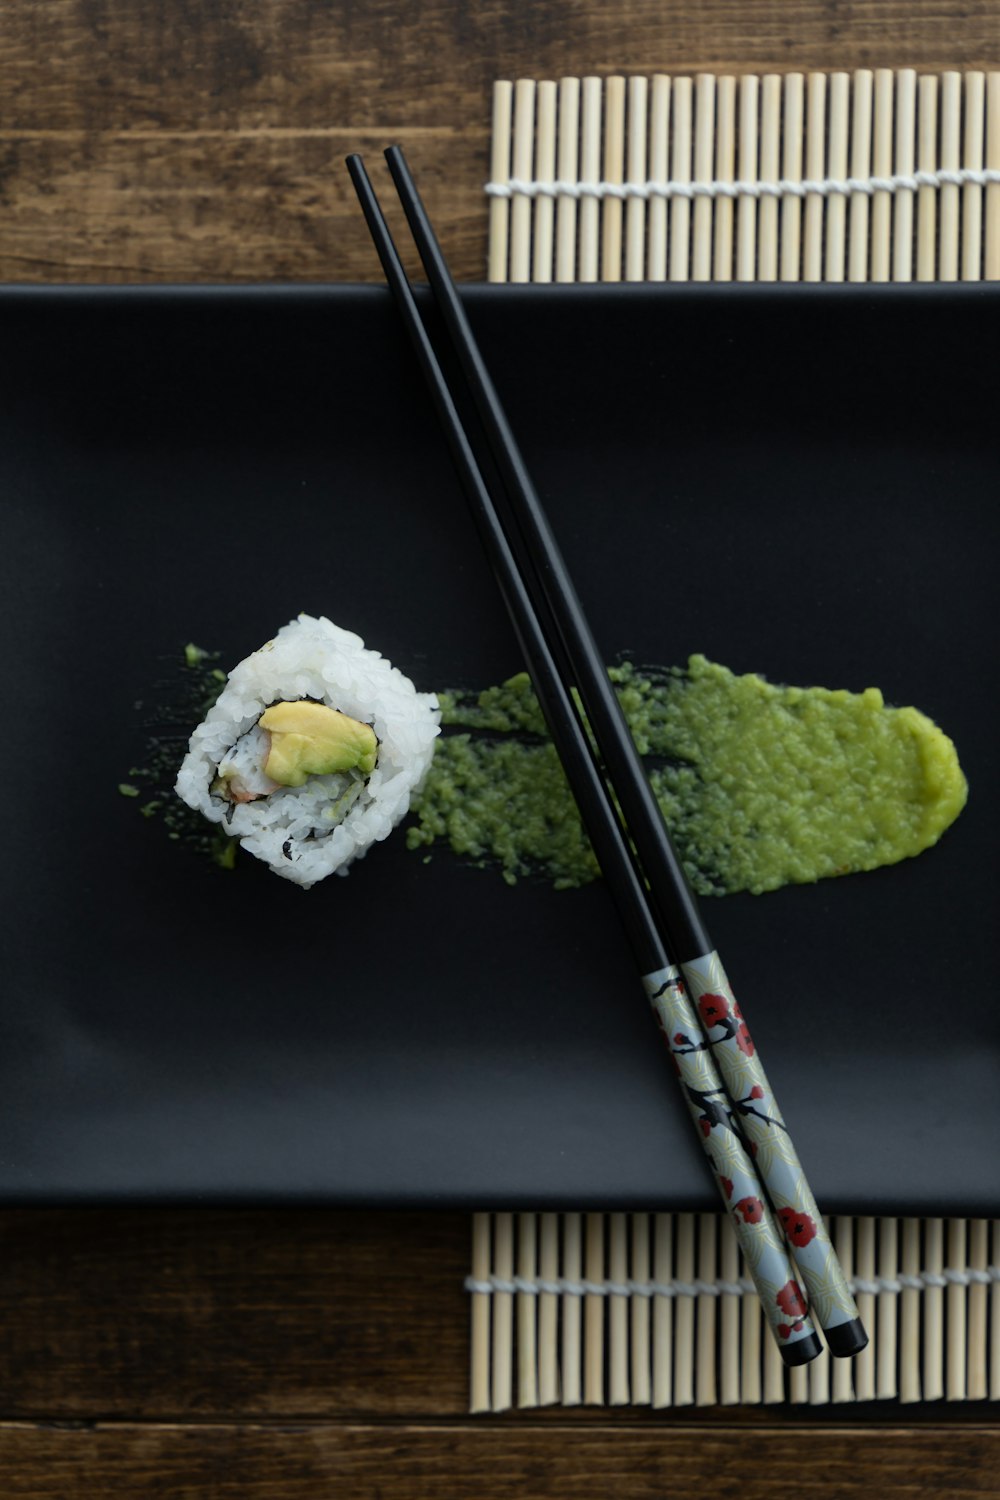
[175, 614, 440, 886]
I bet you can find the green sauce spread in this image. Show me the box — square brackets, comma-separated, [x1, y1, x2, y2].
[406, 656, 967, 896]
[126, 647, 967, 896]
[122, 645, 239, 868]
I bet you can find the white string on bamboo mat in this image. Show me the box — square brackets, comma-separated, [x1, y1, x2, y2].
[487, 166, 1000, 200]
[466, 1265, 1000, 1297]
[487, 69, 1000, 283]
[468, 1214, 1000, 1411]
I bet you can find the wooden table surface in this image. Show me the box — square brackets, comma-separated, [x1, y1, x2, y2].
[3, 3, 999, 1495]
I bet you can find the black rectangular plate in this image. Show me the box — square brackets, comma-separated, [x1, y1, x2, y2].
[1, 282, 996, 1213]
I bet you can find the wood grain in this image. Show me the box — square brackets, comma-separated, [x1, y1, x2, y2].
[0, 0, 997, 282]
[0, 1421, 998, 1498]
[0, 1210, 472, 1419]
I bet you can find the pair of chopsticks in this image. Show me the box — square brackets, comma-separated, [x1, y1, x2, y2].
[347, 145, 867, 1365]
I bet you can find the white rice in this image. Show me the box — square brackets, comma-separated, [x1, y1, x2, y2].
[174, 614, 440, 887]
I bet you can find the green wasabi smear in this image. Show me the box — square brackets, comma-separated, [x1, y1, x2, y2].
[123, 648, 967, 897]
[120, 644, 234, 868]
[406, 656, 967, 896]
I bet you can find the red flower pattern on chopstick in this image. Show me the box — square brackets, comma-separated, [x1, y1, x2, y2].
[697, 992, 729, 1027]
[734, 1196, 765, 1224]
[735, 1022, 755, 1057]
[776, 1277, 810, 1339]
[777, 1279, 809, 1319]
[689, 989, 756, 1061]
[779, 1207, 818, 1248]
[674, 997, 784, 1138]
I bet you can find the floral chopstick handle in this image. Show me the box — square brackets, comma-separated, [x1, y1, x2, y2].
[681, 950, 862, 1339]
[643, 965, 820, 1356]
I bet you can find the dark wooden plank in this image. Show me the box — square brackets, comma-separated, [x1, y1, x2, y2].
[0, 1210, 472, 1419]
[1, 1, 998, 282]
[0, 1421, 998, 1499]
[2, 1, 998, 132]
[0, 130, 483, 282]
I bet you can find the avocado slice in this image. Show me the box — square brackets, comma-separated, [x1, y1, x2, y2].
[259, 700, 377, 787]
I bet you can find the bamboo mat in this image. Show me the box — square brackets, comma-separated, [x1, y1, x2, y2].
[467, 69, 999, 1412]
[485, 70, 1000, 283]
[469, 1213, 1000, 1410]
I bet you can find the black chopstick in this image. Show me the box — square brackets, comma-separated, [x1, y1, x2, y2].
[348, 150, 863, 1363]
[347, 156, 663, 977]
[380, 146, 870, 1363]
[384, 143, 708, 962]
